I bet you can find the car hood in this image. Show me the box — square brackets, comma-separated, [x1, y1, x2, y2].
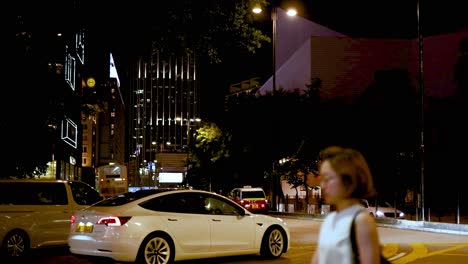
[250, 213, 289, 226]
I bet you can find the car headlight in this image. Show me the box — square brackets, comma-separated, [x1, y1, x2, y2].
[375, 211, 385, 217]
[399, 212, 405, 218]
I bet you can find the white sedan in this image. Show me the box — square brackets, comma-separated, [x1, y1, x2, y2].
[361, 199, 406, 219]
[68, 189, 290, 264]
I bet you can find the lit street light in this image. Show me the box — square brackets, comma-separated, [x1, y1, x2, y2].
[253, 1, 297, 211]
[252, 2, 296, 94]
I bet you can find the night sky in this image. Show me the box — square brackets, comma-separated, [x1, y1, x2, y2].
[308, 0, 467, 38]
[14, 1, 467, 50]
[100, 1, 467, 83]
[11, 0, 468, 119]
[12, 0, 468, 62]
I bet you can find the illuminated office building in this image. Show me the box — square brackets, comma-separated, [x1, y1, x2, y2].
[127, 49, 201, 187]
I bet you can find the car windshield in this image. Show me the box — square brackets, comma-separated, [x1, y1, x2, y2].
[94, 189, 174, 206]
[378, 201, 397, 208]
[369, 200, 396, 208]
[360, 199, 369, 208]
[242, 191, 265, 199]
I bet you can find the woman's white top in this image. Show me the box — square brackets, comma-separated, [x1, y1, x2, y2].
[316, 204, 364, 264]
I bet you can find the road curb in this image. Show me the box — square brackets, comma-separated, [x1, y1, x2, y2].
[268, 211, 468, 235]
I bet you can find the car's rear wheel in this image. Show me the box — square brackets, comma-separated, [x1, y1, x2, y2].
[136, 233, 175, 264]
[1, 230, 30, 257]
[260, 227, 286, 259]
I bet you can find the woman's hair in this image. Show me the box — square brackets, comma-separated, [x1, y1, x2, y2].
[319, 146, 377, 199]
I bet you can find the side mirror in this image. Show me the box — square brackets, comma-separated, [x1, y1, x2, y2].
[236, 208, 246, 217]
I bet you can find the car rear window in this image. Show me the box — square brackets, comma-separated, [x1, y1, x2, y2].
[69, 181, 103, 205]
[94, 189, 174, 206]
[0, 182, 68, 205]
[242, 190, 265, 199]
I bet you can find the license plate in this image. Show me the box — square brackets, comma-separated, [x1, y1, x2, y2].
[252, 204, 258, 209]
[75, 223, 93, 233]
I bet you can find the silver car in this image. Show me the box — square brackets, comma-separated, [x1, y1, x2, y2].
[360, 199, 406, 219]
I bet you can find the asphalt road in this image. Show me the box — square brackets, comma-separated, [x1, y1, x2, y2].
[5, 217, 468, 264]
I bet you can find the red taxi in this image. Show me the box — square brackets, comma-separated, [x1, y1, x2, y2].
[229, 186, 269, 213]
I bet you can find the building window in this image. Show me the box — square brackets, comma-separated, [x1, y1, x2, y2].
[76, 31, 85, 65]
[65, 51, 76, 91]
[61, 118, 78, 148]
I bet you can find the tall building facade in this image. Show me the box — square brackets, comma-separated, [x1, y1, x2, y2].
[10, 8, 86, 181]
[127, 49, 201, 188]
[81, 52, 126, 188]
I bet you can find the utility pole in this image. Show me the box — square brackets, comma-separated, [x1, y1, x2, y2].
[417, 0, 425, 222]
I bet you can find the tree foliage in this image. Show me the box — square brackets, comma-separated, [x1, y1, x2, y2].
[3, 29, 57, 178]
[149, 0, 270, 64]
[191, 121, 231, 166]
[188, 121, 231, 190]
[207, 71, 421, 202]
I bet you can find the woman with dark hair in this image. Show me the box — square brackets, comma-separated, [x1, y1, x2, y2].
[311, 146, 385, 264]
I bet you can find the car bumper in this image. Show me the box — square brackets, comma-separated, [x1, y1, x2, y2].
[68, 233, 140, 262]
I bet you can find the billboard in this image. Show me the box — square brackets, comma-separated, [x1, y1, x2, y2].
[159, 172, 184, 183]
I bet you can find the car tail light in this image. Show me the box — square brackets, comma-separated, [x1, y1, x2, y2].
[70, 215, 76, 224]
[97, 216, 132, 226]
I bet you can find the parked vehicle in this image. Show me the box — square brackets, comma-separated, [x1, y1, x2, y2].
[229, 186, 269, 213]
[68, 188, 290, 264]
[0, 180, 103, 257]
[96, 163, 128, 198]
[360, 199, 406, 219]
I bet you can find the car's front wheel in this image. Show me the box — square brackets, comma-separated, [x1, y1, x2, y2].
[136, 233, 175, 264]
[260, 227, 286, 258]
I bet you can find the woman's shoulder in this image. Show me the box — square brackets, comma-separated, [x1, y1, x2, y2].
[354, 207, 377, 229]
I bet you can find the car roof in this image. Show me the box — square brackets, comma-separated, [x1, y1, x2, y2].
[95, 188, 222, 206]
[232, 187, 264, 191]
[0, 179, 70, 183]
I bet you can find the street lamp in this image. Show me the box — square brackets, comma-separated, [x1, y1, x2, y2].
[252, 3, 297, 94]
[253, 2, 296, 211]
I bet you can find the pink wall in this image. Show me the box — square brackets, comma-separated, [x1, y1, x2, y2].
[310, 37, 417, 101]
[259, 8, 346, 94]
[423, 30, 468, 98]
[276, 8, 346, 69]
[260, 20, 467, 101]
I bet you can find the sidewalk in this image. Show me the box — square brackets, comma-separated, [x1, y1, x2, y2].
[269, 211, 468, 236]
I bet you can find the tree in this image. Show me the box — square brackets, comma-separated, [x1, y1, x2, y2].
[3, 26, 58, 178]
[355, 69, 420, 199]
[188, 121, 231, 190]
[273, 137, 316, 211]
[140, 1, 271, 123]
[148, 0, 270, 64]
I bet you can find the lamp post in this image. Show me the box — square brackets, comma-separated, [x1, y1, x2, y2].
[252, 2, 297, 211]
[272, 5, 277, 94]
[416, 0, 425, 222]
[252, 2, 296, 94]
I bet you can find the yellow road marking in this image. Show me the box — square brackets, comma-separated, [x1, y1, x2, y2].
[424, 243, 468, 257]
[443, 253, 468, 256]
[382, 243, 399, 258]
[391, 243, 468, 263]
[392, 243, 427, 264]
